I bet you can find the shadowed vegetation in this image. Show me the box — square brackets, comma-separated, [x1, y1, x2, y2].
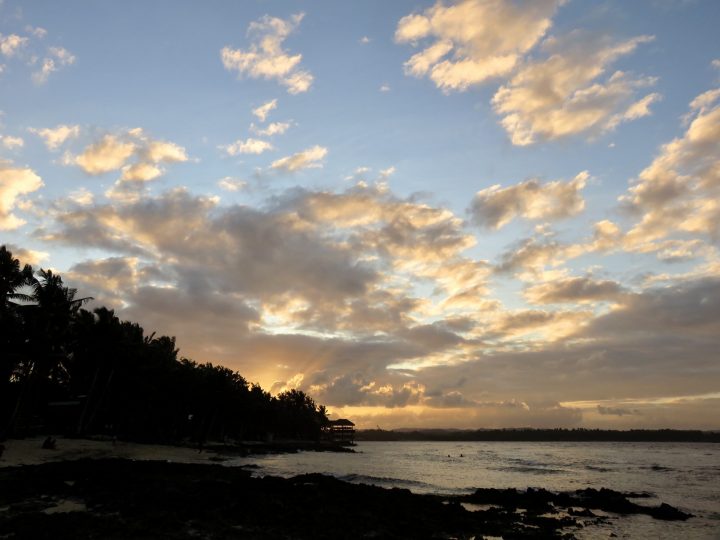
[0, 245, 328, 443]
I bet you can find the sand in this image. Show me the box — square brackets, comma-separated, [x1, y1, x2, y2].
[0, 436, 225, 468]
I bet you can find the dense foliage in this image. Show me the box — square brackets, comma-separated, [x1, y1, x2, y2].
[0, 245, 328, 442]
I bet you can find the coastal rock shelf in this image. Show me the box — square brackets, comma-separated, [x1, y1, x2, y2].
[0, 458, 692, 539]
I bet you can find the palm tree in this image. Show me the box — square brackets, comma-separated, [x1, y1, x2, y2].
[0, 245, 34, 310]
[8, 268, 91, 434]
[0, 246, 34, 436]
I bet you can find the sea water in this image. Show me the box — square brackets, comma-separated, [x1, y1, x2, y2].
[235, 441, 720, 539]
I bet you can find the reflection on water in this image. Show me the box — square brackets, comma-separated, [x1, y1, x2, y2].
[232, 441, 720, 539]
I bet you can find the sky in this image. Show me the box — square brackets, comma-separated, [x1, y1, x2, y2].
[1, 0, 719, 429]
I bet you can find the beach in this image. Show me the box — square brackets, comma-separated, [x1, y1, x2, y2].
[0, 438, 707, 539]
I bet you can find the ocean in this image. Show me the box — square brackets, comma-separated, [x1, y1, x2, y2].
[236, 441, 720, 539]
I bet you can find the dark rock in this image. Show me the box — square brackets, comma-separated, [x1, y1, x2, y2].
[651, 502, 693, 521]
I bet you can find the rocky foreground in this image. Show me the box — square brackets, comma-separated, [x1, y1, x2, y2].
[0, 458, 692, 539]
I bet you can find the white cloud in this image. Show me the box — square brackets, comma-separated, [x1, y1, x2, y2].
[29, 124, 80, 150]
[145, 140, 188, 163]
[121, 162, 163, 182]
[344, 167, 371, 182]
[492, 33, 657, 145]
[252, 99, 278, 122]
[0, 160, 43, 230]
[72, 135, 136, 175]
[251, 121, 291, 137]
[217, 177, 247, 191]
[67, 187, 94, 206]
[49, 46, 75, 64]
[396, 0, 562, 92]
[378, 166, 396, 181]
[621, 86, 720, 246]
[271, 145, 327, 172]
[360, 36, 371, 45]
[0, 135, 24, 149]
[0, 33, 28, 57]
[221, 14, 313, 94]
[470, 171, 588, 229]
[379, 84, 391, 92]
[25, 26, 47, 39]
[66, 130, 188, 181]
[222, 137, 273, 156]
[32, 46, 76, 84]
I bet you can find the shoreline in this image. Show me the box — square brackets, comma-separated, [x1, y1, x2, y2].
[0, 454, 693, 539]
[0, 436, 352, 469]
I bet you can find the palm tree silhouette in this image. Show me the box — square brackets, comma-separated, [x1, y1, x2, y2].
[8, 268, 91, 434]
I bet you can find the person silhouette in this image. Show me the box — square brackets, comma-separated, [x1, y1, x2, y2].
[41, 436, 56, 450]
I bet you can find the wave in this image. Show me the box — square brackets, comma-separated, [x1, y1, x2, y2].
[642, 464, 674, 472]
[338, 473, 434, 490]
[585, 465, 611, 472]
[491, 466, 566, 475]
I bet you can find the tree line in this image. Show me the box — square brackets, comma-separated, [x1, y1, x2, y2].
[0, 245, 328, 443]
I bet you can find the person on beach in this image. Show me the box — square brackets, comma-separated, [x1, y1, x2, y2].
[41, 436, 56, 450]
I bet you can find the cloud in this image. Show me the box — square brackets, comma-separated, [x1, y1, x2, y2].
[120, 162, 163, 182]
[66, 130, 189, 186]
[488, 307, 591, 341]
[495, 236, 565, 275]
[222, 137, 273, 156]
[378, 166, 396, 182]
[25, 26, 47, 39]
[217, 177, 247, 192]
[360, 36, 371, 45]
[45, 188, 378, 306]
[470, 171, 588, 229]
[29, 124, 80, 150]
[597, 405, 637, 416]
[395, 0, 562, 92]
[0, 33, 28, 57]
[144, 140, 188, 163]
[4, 243, 48, 266]
[252, 99, 278, 122]
[251, 121, 291, 137]
[308, 374, 427, 408]
[581, 277, 720, 340]
[221, 14, 313, 94]
[67, 187, 94, 206]
[621, 86, 720, 247]
[0, 135, 24, 149]
[492, 33, 657, 145]
[36, 177, 720, 428]
[0, 160, 43, 230]
[524, 276, 626, 304]
[71, 134, 136, 175]
[42, 184, 479, 367]
[271, 145, 327, 172]
[32, 46, 76, 84]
